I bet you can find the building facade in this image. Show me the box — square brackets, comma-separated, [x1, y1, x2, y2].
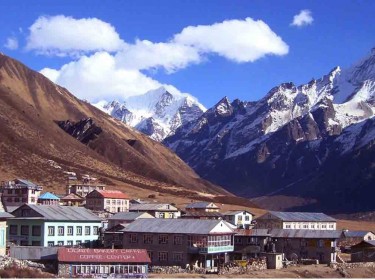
[57, 248, 151, 278]
[0, 212, 13, 255]
[255, 211, 336, 230]
[231, 229, 270, 260]
[67, 181, 106, 198]
[351, 240, 375, 262]
[1, 179, 43, 210]
[7, 204, 101, 247]
[269, 229, 342, 264]
[37, 192, 60, 205]
[122, 219, 234, 270]
[223, 210, 254, 229]
[129, 203, 180, 218]
[85, 190, 129, 213]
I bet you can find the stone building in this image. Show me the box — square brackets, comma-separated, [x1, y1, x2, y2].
[122, 219, 235, 271]
[67, 181, 105, 198]
[1, 179, 43, 211]
[255, 211, 336, 230]
[57, 248, 151, 278]
[85, 190, 129, 213]
[351, 240, 375, 262]
[231, 229, 270, 260]
[269, 229, 342, 264]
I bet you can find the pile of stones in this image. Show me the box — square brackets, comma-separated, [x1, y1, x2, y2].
[0, 255, 45, 270]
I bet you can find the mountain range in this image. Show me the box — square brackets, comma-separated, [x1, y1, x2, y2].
[0, 52, 236, 203]
[163, 48, 375, 215]
[94, 87, 205, 141]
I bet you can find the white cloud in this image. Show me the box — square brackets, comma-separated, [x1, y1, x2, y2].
[291, 10, 313, 27]
[41, 52, 170, 102]
[26, 15, 125, 56]
[115, 39, 201, 73]
[173, 17, 289, 62]
[35, 16, 290, 103]
[4, 37, 19, 50]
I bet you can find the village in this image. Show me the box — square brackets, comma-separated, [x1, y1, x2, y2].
[0, 176, 374, 278]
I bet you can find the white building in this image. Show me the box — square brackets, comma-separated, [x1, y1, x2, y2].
[129, 203, 180, 218]
[223, 210, 254, 229]
[255, 211, 336, 230]
[7, 204, 101, 247]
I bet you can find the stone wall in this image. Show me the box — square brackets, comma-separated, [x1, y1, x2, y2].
[149, 265, 206, 274]
[218, 258, 267, 275]
[331, 262, 375, 269]
[58, 263, 70, 277]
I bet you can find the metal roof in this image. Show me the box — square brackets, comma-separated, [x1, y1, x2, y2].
[38, 192, 60, 200]
[16, 179, 38, 187]
[186, 201, 219, 209]
[11, 205, 101, 221]
[182, 211, 223, 218]
[0, 212, 14, 219]
[129, 203, 178, 211]
[262, 211, 336, 222]
[61, 193, 84, 201]
[234, 229, 270, 236]
[10, 246, 58, 260]
[343, 231, 373, 238]
[123, 219, 233, 234]
[108, 212, 153, 220]
[351, 240, 375, 248]
[269, 229, 342, 239]
[90, 190, 129, 199]
[58, 248, 151, 263]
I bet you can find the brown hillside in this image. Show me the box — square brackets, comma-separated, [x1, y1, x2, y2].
[0, 53, 232, 199]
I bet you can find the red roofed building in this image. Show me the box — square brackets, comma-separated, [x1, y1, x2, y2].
[57, 248, 150, 277]
[85, 190, 129, 213]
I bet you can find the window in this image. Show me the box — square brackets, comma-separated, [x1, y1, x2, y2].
[147, 251, 153, 261]
[311, 224, 315, 229]
[144, 234, 153, 244]
[159, 234, 168, 244]
[106, 200, 110, 205]
[76, 240, 82, 246]
[303, 224, 308, 229]
[22, 198, 27, 203]
[174, 235, 182, 245]
[48, 226, 55, 236]
[58, 226, 64, 236]
[7, 189, 12, 194]
[66, 226, 73, 236]
[14, 197, 20, 203]
[245, 216, 250, 221]
[158, 213, 164, 218]
[21, 225, 29, 236]
[235, 237, 242, 244]
[329, 224, 334, 229]
[32, 241, 41, 246]
[85, 226, 90, 235]
[20, 240, 28, 246]
[158, 251, 168, 261]
[30, 198, 35, 203]
[318, 239, 324, 248]
[76, 226, 82, 236]
[285, 224, 291, 229]
[93, 226, 99, 235]
[32, 225, 41, 236]
[47, 241, 54, 247]
[67, 241, 73, 246]
[238, 215, 242, 221]
[173, 252, 183, 261]
[9, 225, 17, 235]
[6, 197, 12, 202]
[57, 241, 64, 246]
[322, 224, 327, 229]
[130, 234, 138, 243]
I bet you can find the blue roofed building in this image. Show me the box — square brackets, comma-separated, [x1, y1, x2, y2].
[38, 192, 61, 205]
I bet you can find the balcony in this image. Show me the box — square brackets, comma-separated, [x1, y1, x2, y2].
[189, 245, 234, 254]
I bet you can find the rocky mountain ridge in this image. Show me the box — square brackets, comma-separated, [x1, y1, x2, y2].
[94, 87, 206, 141]
[164, 48, 375, 214]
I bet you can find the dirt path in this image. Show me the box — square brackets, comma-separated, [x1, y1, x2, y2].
[149, 264, 375, 278]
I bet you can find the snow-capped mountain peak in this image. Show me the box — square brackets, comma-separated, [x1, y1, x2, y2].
[94, 87, 206, 141]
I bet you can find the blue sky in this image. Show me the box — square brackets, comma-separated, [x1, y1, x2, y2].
[1, 0, 375, 108]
